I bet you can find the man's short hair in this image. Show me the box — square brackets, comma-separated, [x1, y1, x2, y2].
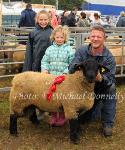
[90, 25, 106, 36]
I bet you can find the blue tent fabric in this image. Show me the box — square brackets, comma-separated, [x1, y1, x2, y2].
[82, 1, 125, 15]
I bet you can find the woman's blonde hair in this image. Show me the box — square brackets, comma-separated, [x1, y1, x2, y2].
[50, 25, 70, 43]
[35, 10, 50, 24]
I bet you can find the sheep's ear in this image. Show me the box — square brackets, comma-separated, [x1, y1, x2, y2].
[74, 63, 83, 71]
[99, 65, 109, 74]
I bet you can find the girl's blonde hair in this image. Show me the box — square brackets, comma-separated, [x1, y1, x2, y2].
[35, 10, 50, 24]
[50, 25, 70, 43]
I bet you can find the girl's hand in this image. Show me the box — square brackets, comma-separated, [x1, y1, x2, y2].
[42, 70, 49, 74]
[62, 73, 67, 75]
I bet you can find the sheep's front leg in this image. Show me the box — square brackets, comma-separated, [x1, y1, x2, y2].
[69, 118, 80, 144]
[9, 114, 18, 135]
[62, 104, 80, 144]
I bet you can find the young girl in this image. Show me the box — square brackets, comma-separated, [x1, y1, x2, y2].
[41, 25, 75, 126]
[22, 10, 53, 121]
[23, 10, 53, 72]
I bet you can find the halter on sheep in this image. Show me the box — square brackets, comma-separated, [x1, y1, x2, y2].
[9, 58, 108, 144]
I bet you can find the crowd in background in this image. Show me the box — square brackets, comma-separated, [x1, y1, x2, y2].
[19, 4, 125, 30]
[55, 9, 125, 28]
[56, 8, 124, 28]
[59, 9, 123, 28]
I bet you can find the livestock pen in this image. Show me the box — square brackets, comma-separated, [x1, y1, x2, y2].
[0, 26, 125, 149]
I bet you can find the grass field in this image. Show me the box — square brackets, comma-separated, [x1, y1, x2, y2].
[0, 78, 125, 150]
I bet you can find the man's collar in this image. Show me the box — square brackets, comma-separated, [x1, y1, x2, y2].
[88, 44, 104, 56]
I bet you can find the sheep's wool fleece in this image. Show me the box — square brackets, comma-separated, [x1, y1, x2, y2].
[10, 71, 95, 119]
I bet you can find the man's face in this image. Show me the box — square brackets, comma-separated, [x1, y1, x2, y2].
[89, 30, 105, 50]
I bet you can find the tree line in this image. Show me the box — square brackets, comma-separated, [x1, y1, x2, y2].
[3, 0, 85, 10]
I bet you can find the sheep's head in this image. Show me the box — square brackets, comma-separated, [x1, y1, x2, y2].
[74, 59, 109, 83]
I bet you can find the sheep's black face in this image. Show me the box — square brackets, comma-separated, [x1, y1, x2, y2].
[74, 59, 109, 83]
[82, 60, 99, 83]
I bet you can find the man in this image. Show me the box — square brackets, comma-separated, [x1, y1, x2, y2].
[116, 11, 125, 27]
[18, 3, 36, 45]
[116, 11, 125, 40]
[66, 8, 77, 27]
[69, 25, 116, 137]
[18, 3, 36, 27]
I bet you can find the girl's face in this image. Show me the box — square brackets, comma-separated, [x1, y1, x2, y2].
[37, 14, 49, 28]
[54, 32, 65, 45]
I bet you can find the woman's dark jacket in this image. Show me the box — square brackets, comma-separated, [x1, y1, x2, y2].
[23, 25, 53, 72]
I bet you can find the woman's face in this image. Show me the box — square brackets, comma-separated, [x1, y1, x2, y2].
[54, 32, 65, 45]
[37, 14, 49, 28]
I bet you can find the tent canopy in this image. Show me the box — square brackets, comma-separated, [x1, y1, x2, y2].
[82, 0, 125, 15]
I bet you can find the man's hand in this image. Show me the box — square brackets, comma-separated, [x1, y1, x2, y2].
[96, 71, 103, 82]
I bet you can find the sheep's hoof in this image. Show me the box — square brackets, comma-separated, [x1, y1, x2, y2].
[12, 134, 18, 137]
[70, 135, 80, 145]
[70, 138, 79, 145]
[9, 126, 18, 136]
[10, 132, 18, 137]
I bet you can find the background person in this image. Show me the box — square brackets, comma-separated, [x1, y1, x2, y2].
[66, 8, 77, 27]
[116, 11, 125, 27]
[91, 13, 104, 26]
[116, 11, 125, 39]
[18, 3, 36, 27]
[18, 3, 36, 45]
[77, 12, 90, 27]
[49, 10, 59, 29]
[61, 10, 69, 26]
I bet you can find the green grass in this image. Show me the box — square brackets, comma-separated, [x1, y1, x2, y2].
[0, 100, 9, 114]
[0, 79, 125, 150]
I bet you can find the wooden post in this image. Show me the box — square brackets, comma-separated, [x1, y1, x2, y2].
[0, 0, 2, 26]
[56, 0, 58, 10]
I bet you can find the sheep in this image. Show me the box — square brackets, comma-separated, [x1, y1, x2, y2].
[9, 59, 106, 144]
[3, 42, 17, 61]
[0, 65, 6, 75]
[0, 42, 16, 73]
[0, 50, 4, 60]
[1, 43, 26, 73]
[0, 42, 25, 73]
[12, 44, 26, 72]
[109, 47, 125, 65]
[109, 47, 125, 74]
